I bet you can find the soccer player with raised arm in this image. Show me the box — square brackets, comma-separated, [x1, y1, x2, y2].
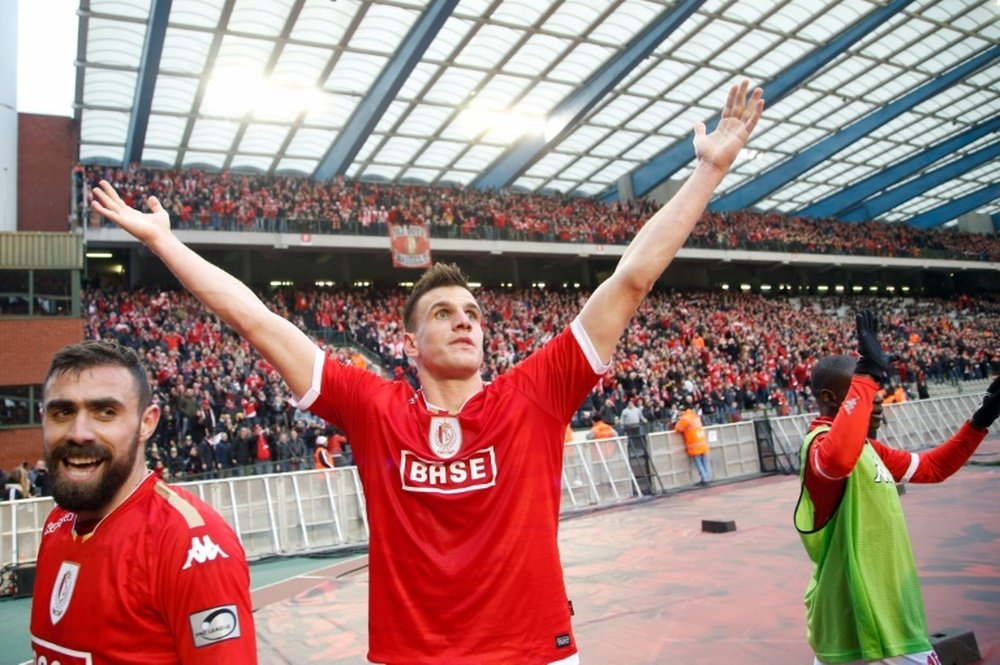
[91, 81, 764, 664]
[795, 310, 1000, 665]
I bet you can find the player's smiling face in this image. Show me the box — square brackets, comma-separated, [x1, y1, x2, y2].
[405, 285, 485, 380]
[42, 365, 158, 520]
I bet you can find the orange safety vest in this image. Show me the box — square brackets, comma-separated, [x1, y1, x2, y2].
[675, 409, 708, 456]
[883, 386, 907, 404]
[314, 446, 334, 469]
[589, 421, 617, 440]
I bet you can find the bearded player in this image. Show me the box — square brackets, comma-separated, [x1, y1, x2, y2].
[30, 340, 257, 663]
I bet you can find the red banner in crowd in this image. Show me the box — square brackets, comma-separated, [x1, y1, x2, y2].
[389, 223, 432, 269]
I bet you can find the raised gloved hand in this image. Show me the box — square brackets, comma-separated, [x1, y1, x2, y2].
[854, 310, 893, 379]
[970, 376, 1000, 430]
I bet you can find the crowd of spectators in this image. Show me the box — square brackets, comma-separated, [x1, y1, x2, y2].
[82, 283, 999, 480]
[1, 460, 51, 500]
[78, 164, 1000, 262]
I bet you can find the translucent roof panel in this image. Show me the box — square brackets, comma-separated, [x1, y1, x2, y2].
[72, 0, 998, 227]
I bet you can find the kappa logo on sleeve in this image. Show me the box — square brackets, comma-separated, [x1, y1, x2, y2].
[189, 605, 241, 647]
[182, 535, 230, 570]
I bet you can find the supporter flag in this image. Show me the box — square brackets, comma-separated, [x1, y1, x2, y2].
[389, 222, 431, 269]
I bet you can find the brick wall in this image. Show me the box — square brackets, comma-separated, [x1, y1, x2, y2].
[0, 318, 83, 470]
[17, 114, 77, 232]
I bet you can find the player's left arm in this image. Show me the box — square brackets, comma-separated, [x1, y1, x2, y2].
[159, 502, 258, 662]
[872, 421, 988, 484]
[876, 376, 998, 483]
[577, 81, 763, 363]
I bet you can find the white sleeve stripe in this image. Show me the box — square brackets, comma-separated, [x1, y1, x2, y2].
[811, 445, 844, 481]
[901, 452, 920, 483]
[570, 318, 612, 375]
[289, 347, 324, 409]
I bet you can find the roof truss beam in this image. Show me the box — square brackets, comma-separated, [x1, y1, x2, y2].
[314, 0, 459, 181]
[710, 45, 1000, 212]
[122, 0, 172, 165]
[797, 115, 1000, 219]
[600, 0, 919, 203]
[472, 0, 705, 191]
[839, 140, 1000, 222]
[908, 183, 1000, 229]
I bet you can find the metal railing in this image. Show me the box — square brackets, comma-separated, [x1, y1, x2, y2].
[0, 392, 981, 571]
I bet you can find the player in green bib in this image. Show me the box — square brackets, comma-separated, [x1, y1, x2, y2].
[794, 310, 1000, 665]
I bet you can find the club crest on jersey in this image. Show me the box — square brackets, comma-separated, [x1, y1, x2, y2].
[50, 561, 80, 625]
[429, 416, 462, 459]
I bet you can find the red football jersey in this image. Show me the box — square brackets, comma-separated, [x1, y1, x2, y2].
[30, 474, 257, 664]
[300, 323, 604, 664]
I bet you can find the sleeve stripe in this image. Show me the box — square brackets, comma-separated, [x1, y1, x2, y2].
[290, 346, 325, 409]
[811, 444, 844, 481]
[901, 452, 920, 483]
[570, 317, 612, 375]
[154, 481, 205, 528]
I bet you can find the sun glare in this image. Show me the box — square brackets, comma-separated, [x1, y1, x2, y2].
[454, 107, 546, 144]
[201, 72, 324, 119]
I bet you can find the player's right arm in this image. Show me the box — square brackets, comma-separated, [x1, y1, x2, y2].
[808, 375, 878, 481]
[91, 180, 315, 397]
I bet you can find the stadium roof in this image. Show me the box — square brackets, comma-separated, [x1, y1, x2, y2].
[73, 0, 999, 228]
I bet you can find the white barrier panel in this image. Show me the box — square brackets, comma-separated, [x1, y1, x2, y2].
[763, 392, 982, 473]
[0, 392, 982, 570]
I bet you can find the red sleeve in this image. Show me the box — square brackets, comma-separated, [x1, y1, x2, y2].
[870, 421, 987, 483]
[158, 497, 257, 663]
[309, 354, 389, 434]
[809, 375, 879, 481]
[508, 326, 602, 425]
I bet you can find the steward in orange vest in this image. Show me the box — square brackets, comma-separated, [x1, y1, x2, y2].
[675, 408, 708, 456]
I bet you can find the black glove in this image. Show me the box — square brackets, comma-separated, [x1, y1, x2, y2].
[971, 376, 1000, 430]
[853, 310, 892, 379]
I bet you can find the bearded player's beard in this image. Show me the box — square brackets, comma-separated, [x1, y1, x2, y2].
[46, 432, 142, 514]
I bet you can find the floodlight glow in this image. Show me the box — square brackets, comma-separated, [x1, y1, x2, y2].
[202, 71, 323, 118]
[455, 107, 545, 143]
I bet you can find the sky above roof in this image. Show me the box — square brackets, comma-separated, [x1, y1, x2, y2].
[17, 0, 77, 117]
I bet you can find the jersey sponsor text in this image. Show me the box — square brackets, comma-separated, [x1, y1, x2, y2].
[400, 448, 497, 494]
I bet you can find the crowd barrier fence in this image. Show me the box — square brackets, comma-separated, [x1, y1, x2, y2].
[0, 391, 983, 575]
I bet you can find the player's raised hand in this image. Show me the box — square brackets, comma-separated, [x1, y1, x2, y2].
[90, 180, 171, 247]
[693, 79, 764, 174]
[853, 309, 894, 380]
[971, 376, 1000, 430]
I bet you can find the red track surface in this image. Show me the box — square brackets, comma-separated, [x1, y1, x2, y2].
[253, 445, 1000, 664]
